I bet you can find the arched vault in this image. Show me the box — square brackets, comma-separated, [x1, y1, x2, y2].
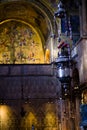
[0, 0, 57, 64]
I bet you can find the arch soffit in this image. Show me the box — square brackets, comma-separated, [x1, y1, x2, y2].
[0, 0, 55, 44]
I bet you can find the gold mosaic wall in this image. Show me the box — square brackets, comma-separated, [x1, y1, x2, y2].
[0, 19, 45, 64]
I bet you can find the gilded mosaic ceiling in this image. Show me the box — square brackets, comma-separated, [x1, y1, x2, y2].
[0, 1, 51, 41]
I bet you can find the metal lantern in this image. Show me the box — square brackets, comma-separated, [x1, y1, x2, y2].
[54, 1, 73, 97]
[54, 1, 66, 18]
[55, 42, 72, 96]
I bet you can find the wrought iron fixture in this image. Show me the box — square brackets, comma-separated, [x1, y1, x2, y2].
[54, 0, 73, 98]
[54, 0, 66, 18]
[55, 41, 72, 97]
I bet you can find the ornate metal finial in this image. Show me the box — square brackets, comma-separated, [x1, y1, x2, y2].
[55, 1, 66, 18]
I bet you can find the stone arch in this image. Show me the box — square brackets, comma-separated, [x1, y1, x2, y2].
[20, 104, 38, 129]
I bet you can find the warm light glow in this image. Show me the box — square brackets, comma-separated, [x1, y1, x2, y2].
[20, 103, 58, 130]
[0, 106, 5, 119]
[27, 112, 37, 125]
[82, 90, 87, 104]
[44, 112, 56, 126]
[0, 105, 16, 129]
[0, 105, 8, 120]
[45, 49, 50, 63]
[21, 109, 37, 129]
[44, 103, 58, 129]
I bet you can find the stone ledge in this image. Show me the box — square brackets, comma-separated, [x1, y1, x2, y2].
[0, 64, 53, 76]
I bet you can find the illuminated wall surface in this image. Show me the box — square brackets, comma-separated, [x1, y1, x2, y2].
[0, 104, 58, 130]
[0, 19, 45, 64]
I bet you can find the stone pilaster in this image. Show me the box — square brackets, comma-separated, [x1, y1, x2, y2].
[81, 0, 87, 36]
[75, 97, 81, 130]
